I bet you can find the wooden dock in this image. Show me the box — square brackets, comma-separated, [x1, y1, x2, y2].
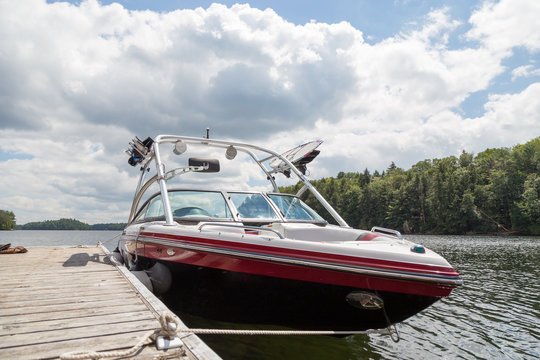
[0, 245, 221, 360]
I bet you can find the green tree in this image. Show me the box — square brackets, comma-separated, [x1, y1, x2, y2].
[0, 210, 16, 230]
[91, 223, 127, 230]
[513, 174, 540, 234]
[21, 218, 91, 230]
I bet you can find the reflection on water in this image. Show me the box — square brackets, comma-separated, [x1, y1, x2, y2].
[2, 231, 538, 359]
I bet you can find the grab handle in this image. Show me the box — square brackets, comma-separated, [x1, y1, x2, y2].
[198, 223, 285, 239]
[371, 226, 403, 240]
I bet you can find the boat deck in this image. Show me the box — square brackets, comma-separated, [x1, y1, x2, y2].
[0, 245, 220, 360]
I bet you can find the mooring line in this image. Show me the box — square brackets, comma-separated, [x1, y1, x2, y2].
[60, 311, 397, 360]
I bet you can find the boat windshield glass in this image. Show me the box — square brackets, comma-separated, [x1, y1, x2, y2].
[268, 194, 325, 222]
[229, 193, 279, 220]
[136, 190, 233, 221]
[170, 191, 232, 219]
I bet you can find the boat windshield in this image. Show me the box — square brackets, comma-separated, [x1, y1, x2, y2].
[228, 193, 280, 220]
[268, 194, 325, 222]
[135, 190, 233, 221]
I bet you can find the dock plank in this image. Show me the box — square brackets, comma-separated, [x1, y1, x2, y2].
[0, 295, 145, 317]
[0, 289, 135, 308]
[0, 246, 220, 360]
[0, 303, 150, 325]
[0, 287, 135, 304]
[0, 310, 155, 336]
[0, 290, 133, 308]
[0, 317, 160, 348]
[3, 330, 184, 360]
[0, 274, 117, 288]
[0, 279, 128, 293]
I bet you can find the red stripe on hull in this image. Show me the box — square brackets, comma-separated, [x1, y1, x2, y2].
[142, 241, 454, 297]
[140, 231, 459, 276]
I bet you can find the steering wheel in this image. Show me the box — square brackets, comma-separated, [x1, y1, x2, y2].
[173, 207, 212, 217]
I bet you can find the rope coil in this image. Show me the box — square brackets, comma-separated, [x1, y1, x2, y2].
[60, 329, 157, 360]
[59, 313, 181, 360]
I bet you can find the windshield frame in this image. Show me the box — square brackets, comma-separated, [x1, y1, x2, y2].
[225, 191, 282, 222]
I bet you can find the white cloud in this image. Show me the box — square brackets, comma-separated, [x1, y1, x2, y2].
[466, 0, 540, 54]
[512, 65, 540, 81]
[479, 82, 540, 137]
[0, 0, 539, 224]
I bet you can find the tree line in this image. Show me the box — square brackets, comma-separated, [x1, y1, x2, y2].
[281, 137, 540, 235]
[19, 218, 91, 230]
[15, 219, 126, 230]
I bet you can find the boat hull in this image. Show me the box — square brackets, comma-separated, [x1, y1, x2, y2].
[119, 231, 453, 331]
[160, 260, 439, 331]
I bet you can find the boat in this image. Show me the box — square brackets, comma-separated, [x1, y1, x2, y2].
[117, 132, 462, 331]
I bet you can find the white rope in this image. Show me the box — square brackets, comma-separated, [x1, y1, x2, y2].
[160, 311, 392, 336]
[59, 313, 177, 360]
[176, 328, 390, 336]
[60, 311, 393, 359]
[98, 232, 123, 247]
[60, 330, 157, 360]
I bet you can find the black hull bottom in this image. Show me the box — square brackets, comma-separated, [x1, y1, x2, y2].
[155, 260, 440, 331]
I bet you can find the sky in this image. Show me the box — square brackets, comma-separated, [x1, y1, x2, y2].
[0, 0, 539, 225]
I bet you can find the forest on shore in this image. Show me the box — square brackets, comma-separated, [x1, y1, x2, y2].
[282, 137, 540, 235]
[15, 218, 126, 231]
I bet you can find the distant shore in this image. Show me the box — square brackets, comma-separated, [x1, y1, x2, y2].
[13, 218, 126, 231]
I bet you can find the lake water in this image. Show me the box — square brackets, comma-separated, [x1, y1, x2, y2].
[2, 231, 538, 359]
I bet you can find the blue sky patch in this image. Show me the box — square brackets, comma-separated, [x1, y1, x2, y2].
[0, 149, 34, 162]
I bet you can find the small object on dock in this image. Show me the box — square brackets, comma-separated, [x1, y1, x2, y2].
[157, 336, 185, 350]
[0, 245, 220, 360]
[0, 245, 27, 254]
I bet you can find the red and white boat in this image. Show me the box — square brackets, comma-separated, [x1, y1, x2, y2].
[117, 133, 462, 331]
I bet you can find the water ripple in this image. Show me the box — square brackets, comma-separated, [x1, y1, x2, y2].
[364, 235, 540, 360]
